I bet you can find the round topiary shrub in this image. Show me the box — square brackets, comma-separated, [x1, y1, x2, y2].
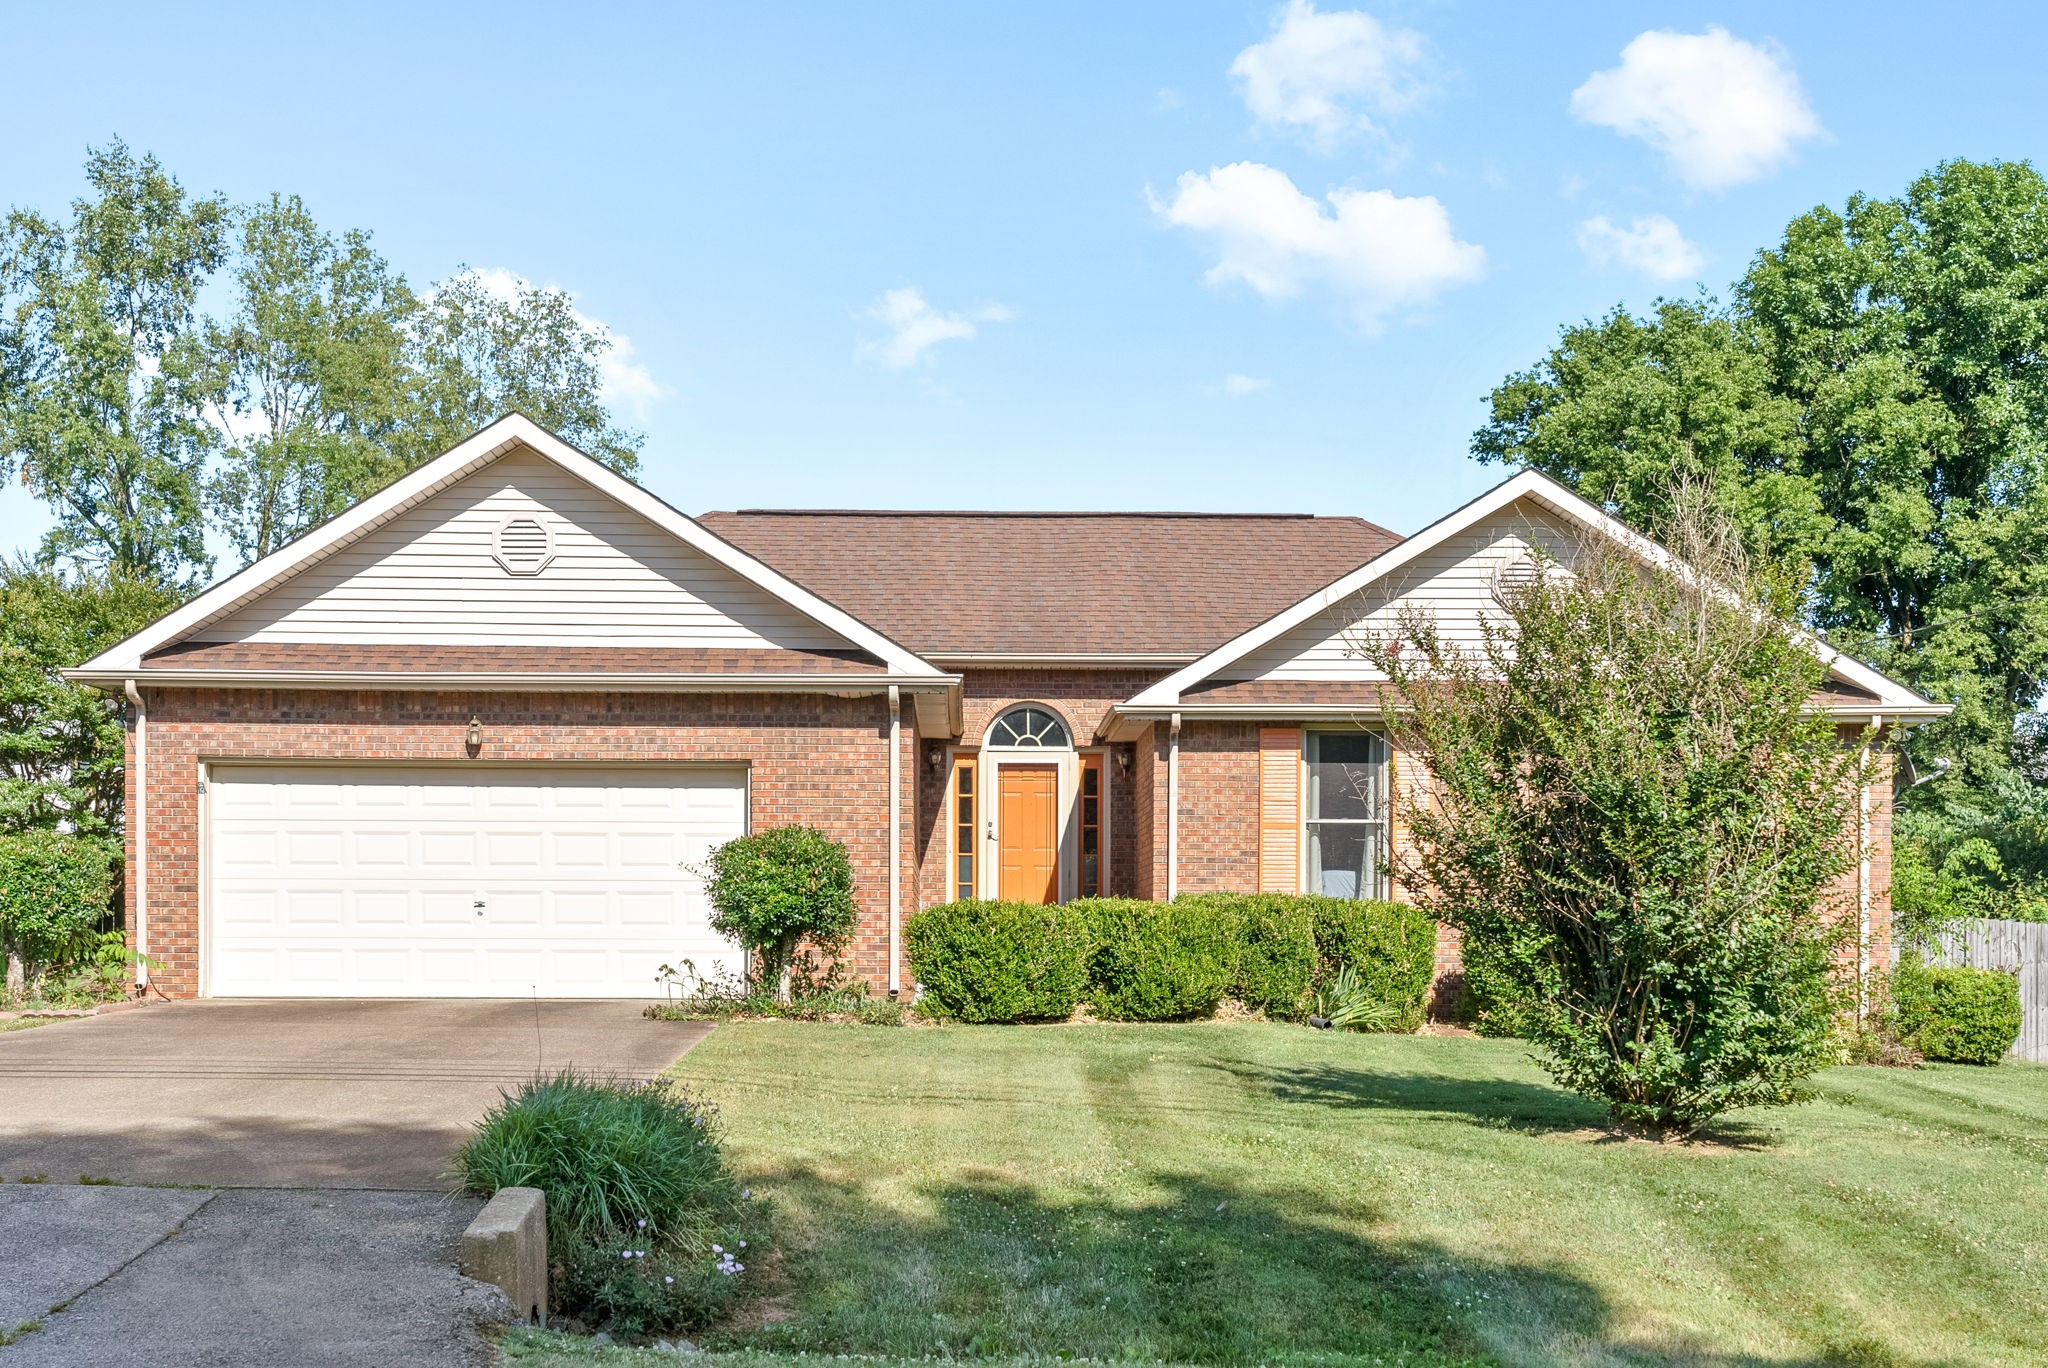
[1893, 956, 2023, 1065]
[906, 900, 1089, 1022]
[1080, 898, 1235, 1021]
[701, 826, 857, 993]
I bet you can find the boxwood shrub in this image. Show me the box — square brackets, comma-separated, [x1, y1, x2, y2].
[1892, 954, 2023, 1065]
[1305, 896, 1438, 1032]
[1078, 897, 1237, 1021]
[905, 899, 1089, 1022]
[1175, 892, 1318, 1018]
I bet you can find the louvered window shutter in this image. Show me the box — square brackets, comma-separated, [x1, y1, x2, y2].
[1258, 727, 1303, 893]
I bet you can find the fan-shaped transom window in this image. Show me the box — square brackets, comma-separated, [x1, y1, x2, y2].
[492, 514, 556, 575]
[987, 705, 1070, 748]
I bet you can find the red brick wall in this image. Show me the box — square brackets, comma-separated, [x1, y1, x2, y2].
[1175, 720, 1262, 893]
[129, 686, 906, 998]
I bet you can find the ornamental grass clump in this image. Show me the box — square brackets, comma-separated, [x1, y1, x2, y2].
[1355, 485, 1869, 1138]
[457, 1070, 762, 1337]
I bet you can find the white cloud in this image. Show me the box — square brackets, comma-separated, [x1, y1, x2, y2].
[1223, 373, 1271, 397]
[1229, 1, 1430, 150]
[863, 287, 1012, 369]
[1151, 161, 1485, 330]
[1575, 214, 1705, 281]
[1154, 88, 1184, 112]
[454, 267, 667, 422]
[1570, 28, 1823, 191]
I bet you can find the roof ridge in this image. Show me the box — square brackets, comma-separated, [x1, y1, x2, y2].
[710, 509, 1334, 520]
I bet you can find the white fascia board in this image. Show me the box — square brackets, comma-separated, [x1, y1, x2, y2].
[1125, 468, 1941, 714]
[68, 668, 962, 694]
[78, 414, 948, 680]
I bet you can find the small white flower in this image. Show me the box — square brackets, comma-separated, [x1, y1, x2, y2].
[665, 1276, 675, 1284]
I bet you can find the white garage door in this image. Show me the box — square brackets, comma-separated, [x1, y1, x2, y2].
[206, 765, 748, 998]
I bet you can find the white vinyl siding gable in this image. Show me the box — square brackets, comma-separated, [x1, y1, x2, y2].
[1226, 498, 1581, 682]
[199, 450, 857, 651]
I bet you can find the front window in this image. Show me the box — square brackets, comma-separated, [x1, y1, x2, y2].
[1306, 730, 1388, 899]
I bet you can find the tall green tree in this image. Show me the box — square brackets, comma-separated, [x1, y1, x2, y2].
[401, 270, 642, 474]
[201, 194, 417, 564]
[1478, 159, 2048, 790]
[0, 560, 180, 835]
[0, 140, 229, 586]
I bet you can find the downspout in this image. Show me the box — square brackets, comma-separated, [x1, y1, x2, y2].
[1166, 712, 1182, 901]
[123, 680, 148, 992]
[887, 686, 902, 999]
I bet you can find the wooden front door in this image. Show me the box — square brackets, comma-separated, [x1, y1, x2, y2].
[996, 763, 1060, 904]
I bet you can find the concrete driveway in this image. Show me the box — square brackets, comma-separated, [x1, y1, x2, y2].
[0, 1185, 506, 1367]
[0, 999, 711, 1189]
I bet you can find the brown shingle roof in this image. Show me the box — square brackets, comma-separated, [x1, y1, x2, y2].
[697, 510, 1403, 656]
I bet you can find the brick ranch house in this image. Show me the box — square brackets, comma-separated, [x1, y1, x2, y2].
[70, 414, 1946, 1002]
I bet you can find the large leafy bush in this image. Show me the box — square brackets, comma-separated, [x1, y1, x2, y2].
[701, 826, 857, 995]
[457, 1071, 761, 1336]
[1079, 897, 1235, 1021]
[905, 900, 1089, 1022]
[1890, 955, 2023, 1065]
[1357, 492, 1866, 1137]
[0, 830, 120, 993]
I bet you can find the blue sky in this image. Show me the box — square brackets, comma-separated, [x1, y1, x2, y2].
[4, 2, 2045, 561]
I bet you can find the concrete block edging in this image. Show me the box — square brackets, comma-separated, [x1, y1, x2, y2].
[459, 1186, 547, 1324]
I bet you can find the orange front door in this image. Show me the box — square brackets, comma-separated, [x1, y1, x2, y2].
[996, 764, 1060, 904]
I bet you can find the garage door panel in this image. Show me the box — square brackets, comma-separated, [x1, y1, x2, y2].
[207, 766, 747, 998]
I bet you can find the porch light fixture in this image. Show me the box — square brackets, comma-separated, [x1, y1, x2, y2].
[1115, 747, 1132, 775]
[466, 714, 483, 748]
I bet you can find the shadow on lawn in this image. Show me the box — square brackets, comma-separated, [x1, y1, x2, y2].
[1202, 1057, 1784, 1148]
[724, 1164, 1979, 1368]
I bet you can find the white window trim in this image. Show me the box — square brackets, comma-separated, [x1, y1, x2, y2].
[1303, 728, 1390, 901]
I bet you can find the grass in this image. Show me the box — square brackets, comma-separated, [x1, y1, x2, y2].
[506, 1022, 2048, 1368]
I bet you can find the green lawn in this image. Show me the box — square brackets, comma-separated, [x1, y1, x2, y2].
[505, 1021, 2048, 1368]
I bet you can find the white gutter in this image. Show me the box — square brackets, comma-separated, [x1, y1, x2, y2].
[923, 652, 1201, 668]
[1166, 712, 1182, 901]
[66, 669, 960, 694]
[122, 680, 148, 991]
[887, 685, 902, 999]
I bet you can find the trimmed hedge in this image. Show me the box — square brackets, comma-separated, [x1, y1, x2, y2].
[1301, 896, 1439, 1032]
[905, 892, 1439, 1029]
[1893, 955, 2023, 1065]
[1078, 897, 1236, 1021]
[905, 900, 1089, 1022]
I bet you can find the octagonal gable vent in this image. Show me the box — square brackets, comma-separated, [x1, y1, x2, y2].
[491, 514, 556, 575]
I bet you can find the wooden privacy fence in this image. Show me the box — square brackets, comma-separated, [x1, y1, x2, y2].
[1902, 918, 2048, 1062]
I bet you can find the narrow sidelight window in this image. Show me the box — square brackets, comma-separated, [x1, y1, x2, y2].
[953, 756, 977, 901]
[1305, 731, 1388, 900]
[1079, 753, 1103, 897]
